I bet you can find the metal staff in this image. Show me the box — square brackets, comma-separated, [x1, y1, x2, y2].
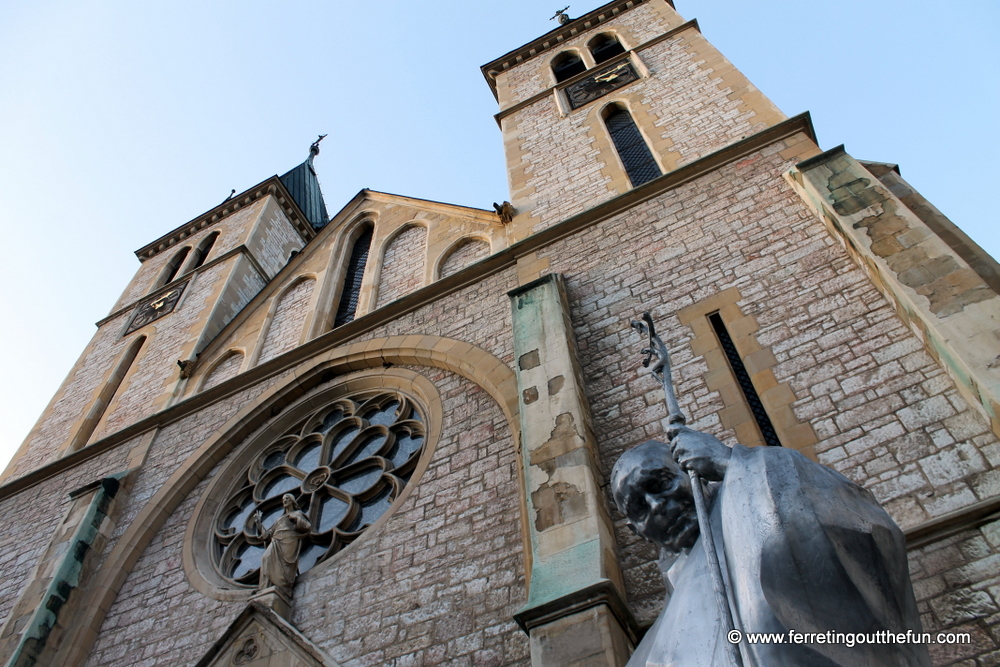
[631, 312, 744, 667]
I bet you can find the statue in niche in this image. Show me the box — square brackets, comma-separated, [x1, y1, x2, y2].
[253, 493, 311, 591]
[611, 313, 931, 666]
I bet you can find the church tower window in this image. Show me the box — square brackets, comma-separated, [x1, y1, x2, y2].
[334, 225, 373, 327]
[551, 51, 586, 83]
[602, 104, 661, 187]
[588, 33, 625, 64]
[185, 232, 219, 274]
[155, 246, 190, 289]
[708, 312, 782, 447]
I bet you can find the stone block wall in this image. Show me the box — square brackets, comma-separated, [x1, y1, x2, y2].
[246, 198, 305, 278]
[497, 5, 783, 235]
[201, 351, 244, 392]
[377, 225, 429, 308]
[527, 139, 1000, 628]
[496, 1, 681, 107]
[440, 238, 490, 279]
[256, 277, 315, 365]
[909, 523, 1000, 665]
[111, 200, 267, 314]
[81, 366, 528, 667]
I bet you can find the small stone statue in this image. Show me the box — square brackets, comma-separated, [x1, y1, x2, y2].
[253, 494, 311, 591]
[612, 313, 931, 666]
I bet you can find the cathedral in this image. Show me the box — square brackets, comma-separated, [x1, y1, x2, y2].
[1, 0, 999, 665]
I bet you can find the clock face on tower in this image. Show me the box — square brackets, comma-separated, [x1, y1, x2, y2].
[125, 281, 188, 334]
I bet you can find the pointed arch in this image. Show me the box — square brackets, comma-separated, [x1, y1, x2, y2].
[375, 224, 427, 308]
[199, 349, 245, 392]
[588, 33, 626, 64]
[255, 276, 316, 365]
[437, 236, 491, 279]
[153, 246, 190, 291]
[334, 223, 374, 327]
[58, 337, 522, 666]
[66, 335, 147, 453]
[601, 102, 661, 187]
[551, 50, 586, 83]
[182, 231, 220, 275]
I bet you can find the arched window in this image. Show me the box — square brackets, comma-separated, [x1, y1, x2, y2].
[589, 33, 625, 64]
[155, 246, 190, 290]
[68, 335, 146, 451]
[602, 104, 661, 187]
[334, 225, 373, 327]
[185, 232, 219, 274]
[551, 51, 586, 83]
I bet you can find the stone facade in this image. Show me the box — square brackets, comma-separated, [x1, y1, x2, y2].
[2, 1, 999, 666]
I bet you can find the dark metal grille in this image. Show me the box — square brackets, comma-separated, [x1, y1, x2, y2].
[605, 108, 661, 187]
[552, 54, 586, 82]
[591, 37, 625, 64]
[334, 227, 372, 327]
[708, 313, 782, 447]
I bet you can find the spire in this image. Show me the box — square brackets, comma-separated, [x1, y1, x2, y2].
[280, 135, 330, 230]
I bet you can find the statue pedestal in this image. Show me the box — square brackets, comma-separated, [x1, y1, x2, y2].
[248, 586, 292, 620]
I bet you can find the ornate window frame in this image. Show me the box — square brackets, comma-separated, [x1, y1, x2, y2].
[184, 368, 442, 601]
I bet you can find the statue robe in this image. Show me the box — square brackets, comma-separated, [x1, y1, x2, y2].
[629, 445, 930, 667]
[259, 510, 310, 589]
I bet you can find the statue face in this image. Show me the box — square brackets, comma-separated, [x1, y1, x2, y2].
[281, 494, 297, 512]
[612, 441, 699, 552]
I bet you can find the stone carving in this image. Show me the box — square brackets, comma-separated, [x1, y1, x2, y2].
[254, 494, 311, 591]
[493, 200, 515, 225]
[612, 313, 931, 666]
[232, 636, 259, 665]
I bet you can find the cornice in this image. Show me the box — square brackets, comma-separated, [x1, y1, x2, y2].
[493, 20, 699, 125]
[134, 177, 316, 262]
[0, 114, 815, 502]
[480, 0, 674, 100]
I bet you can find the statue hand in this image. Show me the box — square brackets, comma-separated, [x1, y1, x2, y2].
[668, 425, 731, 481]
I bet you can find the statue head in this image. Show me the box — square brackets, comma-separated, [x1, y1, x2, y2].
[281, 493, 298, 512]
[611, 440, 698, 553]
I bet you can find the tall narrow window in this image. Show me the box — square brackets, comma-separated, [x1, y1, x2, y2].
[602, 104, 661, 187]
[155, 246, 190, 289]
[551, 51, 586, 83]
[334, 226, 373, 327]
[708, 313, 782, 447]
[185, 232, 219, 274]
[68, 335, 146, 452]
[589, 34, 625, 64]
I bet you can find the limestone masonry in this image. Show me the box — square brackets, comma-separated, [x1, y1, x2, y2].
[1, 1, 999, 666]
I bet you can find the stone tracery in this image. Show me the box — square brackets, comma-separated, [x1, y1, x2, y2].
[213, 391, 426, 586]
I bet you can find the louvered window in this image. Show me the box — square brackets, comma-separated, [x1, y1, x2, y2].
[589, 34, 625, 64]
[708, 313, 782, 447]
[552, 52, 586, 83]
[334, 226, 373, 327]
[604, 106, 661, 187]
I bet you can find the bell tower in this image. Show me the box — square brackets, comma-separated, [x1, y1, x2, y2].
[482, 0, 786, 239]
[0, 150, 327, 483]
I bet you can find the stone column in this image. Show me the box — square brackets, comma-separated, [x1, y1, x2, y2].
[509, 273, 635, 667]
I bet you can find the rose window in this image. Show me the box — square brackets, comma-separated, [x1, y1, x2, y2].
[213, 392, 425, 586]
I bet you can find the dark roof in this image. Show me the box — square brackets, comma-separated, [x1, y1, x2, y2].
[280, 156, 329, 230]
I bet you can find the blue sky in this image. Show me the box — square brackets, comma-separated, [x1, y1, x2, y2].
[0, 0, 997, 471]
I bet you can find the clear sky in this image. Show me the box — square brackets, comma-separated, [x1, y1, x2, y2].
[0, 0, 997, 473]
